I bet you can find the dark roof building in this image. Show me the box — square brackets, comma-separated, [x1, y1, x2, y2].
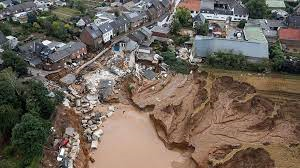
[286, 15, 300, 28]
[278, 28, 300, 52]
[48, 42, 86, 63]
[200, 0, 248, 21]
[3, 2, 37, 15]
[98, 22, 113, 34]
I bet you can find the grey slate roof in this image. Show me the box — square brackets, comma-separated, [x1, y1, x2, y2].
[287, 15, 300, 28]
[194, 36, 269, 59]
[48, 42, 86, 63]
[81, 16, 92, 24]
[98, 22, 113, 34]
[0, 0, 12, 7]
[86, 23, 102, 39]
[200, 0, 248, 16]
[160, 0, 170, 8]
[109, 16, 129, 31]
[124, 12, 143, 22]
[151, 25, 170, 34]
[6, 2, 36, 13]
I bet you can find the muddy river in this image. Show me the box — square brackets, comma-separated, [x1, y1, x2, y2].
[89, 104, 185, 168]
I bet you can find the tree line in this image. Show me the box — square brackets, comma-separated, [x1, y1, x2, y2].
[0, 50, 63, 167]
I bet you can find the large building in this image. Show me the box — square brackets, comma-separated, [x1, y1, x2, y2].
[191, 25, 269, 63]
[200, 0, 248, 21]
[178, 0, 201, 17]
[279, 28, 300, 53]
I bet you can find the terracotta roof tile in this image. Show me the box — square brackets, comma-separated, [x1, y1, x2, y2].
[279, 28, 300, 41]
[178, 0, 201, 12]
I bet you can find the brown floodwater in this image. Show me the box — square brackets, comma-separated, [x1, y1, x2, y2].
[89, 104, 185, 168]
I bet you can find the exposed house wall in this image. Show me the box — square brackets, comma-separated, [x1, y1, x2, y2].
[80, 30, 103, 50]
[102, 30, 113, 43]
[200, 13, 248, 21]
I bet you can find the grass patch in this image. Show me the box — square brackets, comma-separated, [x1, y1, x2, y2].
[52, 7, 81, 20]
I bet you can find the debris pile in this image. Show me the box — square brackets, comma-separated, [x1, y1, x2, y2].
[56, 127, 81, 168]
[81, 106, 115, 149]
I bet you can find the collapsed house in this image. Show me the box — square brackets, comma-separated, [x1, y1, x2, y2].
[19, 40, 87, 70]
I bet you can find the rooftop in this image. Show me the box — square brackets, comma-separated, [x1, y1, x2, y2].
[279, 28, 300, 41]
[266, 0, 286, 8]
[194, 36, 269, 59]
[178, 0, 201, 12]
[243, 26, 268, 44]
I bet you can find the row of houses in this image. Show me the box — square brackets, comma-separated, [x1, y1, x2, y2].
[0, 0, 66, 22]
[179, 0, 296, 22]
[79, 0, 171, 50]
[178, 0, 249, 21]
[190, 0, 300, 62]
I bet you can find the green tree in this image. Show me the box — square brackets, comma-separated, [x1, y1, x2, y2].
[269, 42, 285, 71]
[70, 0, 86, 13]
[161, 50, 190, 74]
[0, 22, 12, 36]
[24, 80, 56, 119]
[0, 105, 20, 135]
[12, 113, 51, 159]
[194, 22, 209, 35]
[0, 159, 19, 168]
[245, 0, 268, 19]
[2, 50, 28, 76]
[174, 7, 191, 27]
[170, 18, 182, 35]
[50, 21, 69, 41]
[237, 19, 247, 29]
[0, 4, 4, 10]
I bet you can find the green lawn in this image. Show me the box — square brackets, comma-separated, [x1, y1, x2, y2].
[52, 7, 81, 20]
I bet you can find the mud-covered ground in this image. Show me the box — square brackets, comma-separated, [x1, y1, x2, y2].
[131, 71, 300, 168]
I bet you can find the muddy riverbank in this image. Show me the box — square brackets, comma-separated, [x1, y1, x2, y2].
[89, 103, 188, 168]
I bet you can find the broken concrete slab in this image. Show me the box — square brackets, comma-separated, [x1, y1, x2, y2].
[91, 140, 98, 149]
[106, 111, 113, 118]
[108, 105, 115, 112]
[60, 74, 76, 85]
[65, 127, 75, 137]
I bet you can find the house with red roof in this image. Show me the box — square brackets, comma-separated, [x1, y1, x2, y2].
[178, 0, 201, 17]
[278, 28, 300, 52]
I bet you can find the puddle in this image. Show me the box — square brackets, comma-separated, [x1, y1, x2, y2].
[89, 104, 183, 168]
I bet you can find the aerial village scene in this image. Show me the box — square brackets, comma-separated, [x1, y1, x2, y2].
[0, 0, 299, 168]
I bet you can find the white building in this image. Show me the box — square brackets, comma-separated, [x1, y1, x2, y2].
[34, 0, 53, 11]
[98, 22, 114, 43]
[200, 0, 249, 22]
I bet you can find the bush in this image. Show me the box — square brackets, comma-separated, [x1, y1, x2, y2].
[237, 20, 247, 29]
[207, 52, 269, 73]
[0, 22, 12, 36]
[12, 113, 51, 160]
[2, 50, 28, 76]
[172, 35, 190, 46]
[162, 50, 191, 74]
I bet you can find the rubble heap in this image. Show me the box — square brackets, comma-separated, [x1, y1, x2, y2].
[81, 106, 115, 147]
[56, 127, 81, 168]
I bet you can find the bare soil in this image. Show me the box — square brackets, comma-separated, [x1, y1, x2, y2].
[131, 71, 300, 168]
[41, 106, 90, 168]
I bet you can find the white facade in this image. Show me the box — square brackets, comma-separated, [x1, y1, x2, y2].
[76, 18, 86, 27]
[94, 18, 112, 27]
[102, 30, 113, 43]
[200, 13, 248, 22]
[34, 0, 53, 11]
